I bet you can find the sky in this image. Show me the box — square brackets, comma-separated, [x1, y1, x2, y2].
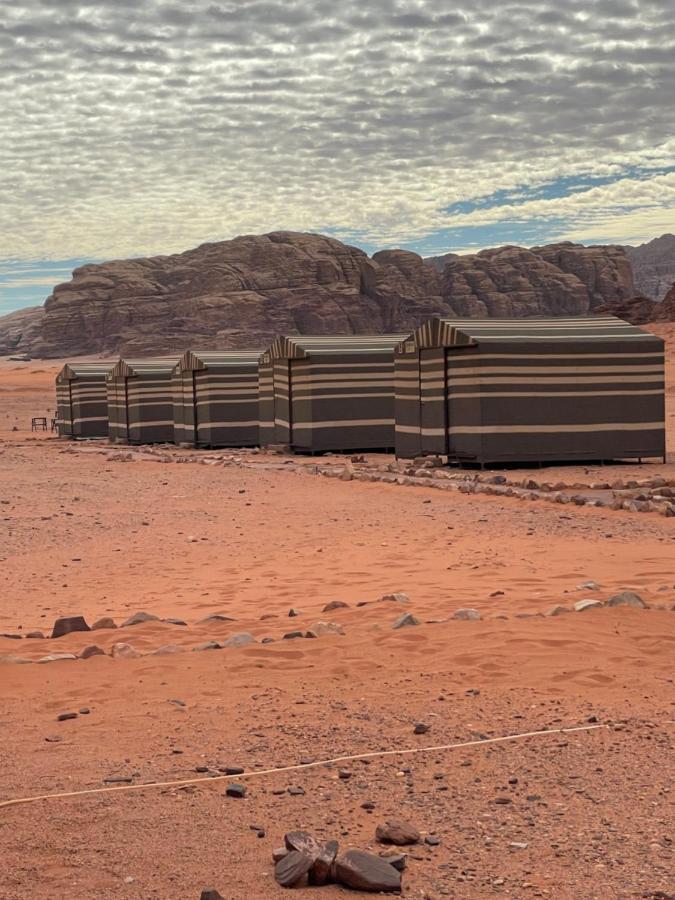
[1, 0, 674, 314]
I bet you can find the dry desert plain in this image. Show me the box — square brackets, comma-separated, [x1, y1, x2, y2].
[1, 328, 674, 900]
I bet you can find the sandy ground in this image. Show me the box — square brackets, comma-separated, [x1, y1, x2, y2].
[0, 337, 674, 900]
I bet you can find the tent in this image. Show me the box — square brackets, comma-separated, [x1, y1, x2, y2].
[259, 334, 406, 452]
[172, 350, 261, 447]
[55, 362, 115, 438]
[107, 357, 180, 444]
[395, 316, 666, 464]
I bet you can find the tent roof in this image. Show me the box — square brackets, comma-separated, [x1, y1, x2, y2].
[57, 361, 116, 381]
[175, 350, 262, 373]
[108, 356, 181, 378]
[401, 316, 663, 350]
[264, 334, 408, 361]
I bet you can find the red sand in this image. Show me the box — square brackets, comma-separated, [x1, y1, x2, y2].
[0, 342, 674, 899]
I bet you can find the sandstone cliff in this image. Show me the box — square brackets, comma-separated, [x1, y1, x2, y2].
[624, 234, 675, 302]
[0, 231, 652, 358]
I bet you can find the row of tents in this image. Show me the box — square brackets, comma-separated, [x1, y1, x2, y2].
[55, 316, 667, 464]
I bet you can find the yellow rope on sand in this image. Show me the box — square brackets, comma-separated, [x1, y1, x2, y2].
[0, 721, 628, 810]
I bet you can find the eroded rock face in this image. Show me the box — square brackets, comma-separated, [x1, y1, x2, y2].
[624, 234, 675, 302]
[0, 231, 650, 358]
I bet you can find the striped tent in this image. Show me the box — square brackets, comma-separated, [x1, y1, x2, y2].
[173, 350, 261, 447]
[259, 334, 407, 452]
[107, 357, 181, 444]
[56, 362, 115, 438]
[395, 316, 666, 464]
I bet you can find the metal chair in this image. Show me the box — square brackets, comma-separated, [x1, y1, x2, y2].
[31, 417, 48, 432]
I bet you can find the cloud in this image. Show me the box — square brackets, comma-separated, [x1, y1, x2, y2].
[0, 0, 673, 270]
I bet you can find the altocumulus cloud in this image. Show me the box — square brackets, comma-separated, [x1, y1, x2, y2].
[0, 0, 673, 266]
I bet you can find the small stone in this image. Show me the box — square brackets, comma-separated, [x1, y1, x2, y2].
[379, 850, 407, 871]
[453, 608, 481, 621]
[51, 615, 90, 639]
[577, 581, 600, 591]
[200, 890, 225, 900]
[606, 590, 647, 609]
[322, 600, 349, 612]
[111, 643, 143, 659]
[195, 766, 209, 773]
[413, 722, 430, 735]
[574, 599, 604, 612]
[197, 613, 237, 624]
[284, 831, 321, 856]
[152, 644, 185, 656]
[223, 766, 245, 775]
[57, 711, 78, 721]
[275, 850, 313, 888]
[545, 605, 570, 617]
[103, 774, 133, 784]
[79, 707, 90, 715]
[79, 645, 105, 659]
[192, 641, 222, 651]
[338, 769, 352, 779]
[380, 592, 410, 603]
[45, 735, 63, 743]
[121, 611, 160, 627]
[91, 617, 117, 630]
[272, 847, 288, 863]
[425, 835, 441, 846]
[376, 820, 421, 846]
[305, 621, 345, 638]
[164, 617, 188, 626]
[494, 796, 512, 805]
[392, 612, 420, 629]
[287, 786, 305, 796]
[334, 849, 401, 893]
[283, 631, 304, 640]
[361, 801, 375, 810]
[37, 653, 77, 663]
[261, 637, 275, 644]
[509, 841, 528, 849]
[288, 608, 301, 617]
[225, 783, 246, 798]
[221, 632, 256, 648]
[25, 631, 44, 639]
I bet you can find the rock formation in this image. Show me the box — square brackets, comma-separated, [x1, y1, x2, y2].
[0, 231, 663, 358]
[624, 233, 675, 302]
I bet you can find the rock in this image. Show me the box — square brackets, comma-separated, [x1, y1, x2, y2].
[152, 644, 185, 655]
[192, 641, 222, 651]
[453, 608, 481, 621]
[322, 600, 349, 612]
[392, 612, 420, 629]
[25, 631, 44, 639]
[200, 890, 225, 900]
[57, 711, 78, 721]
[413, 722, 429, 735]
[288, 608, 301, 617]
[164, 617, 188, 626]
[272, 847, 288, 863]
[197, 613, 236, 624]
[376, 820, 421, 846]
[91, 617, 117, 630]
[51, 615, 90, 639]
[577, 581, 600, 591]
[380, 592, 409, 603]
[221, 632, 256, 648]
[379, 851, 407, 871]
[274, 850, 313, 888]
[284, 831, 321, 857]
[103, 774, 133, 784]
[574, 599, 604, 612]
[79, 645, 105, 659]
[225, 783, 246, 798]
[494, 796, 512, 805]
[287, 786, 305, 796]
[309, 840, 339, 886]
[37, 653, 77, 663]
[111, 642, 143, 659]
[545, 605, 570, 617]
[305, 621, 344, 638]
[425, 835, 441, 846]
[0, 634, 22, 640]
[624, 233, 675, 302]
[121, 611, 160, 627]
[333, 849, 402, 893]
[79, 707, 90, 715]
[283, 631, 304, 640]
[606, 590, 647, 609]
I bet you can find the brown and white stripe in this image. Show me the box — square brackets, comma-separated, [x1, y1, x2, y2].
[56, 362, 116, 438]
[107, 357, 181, 444]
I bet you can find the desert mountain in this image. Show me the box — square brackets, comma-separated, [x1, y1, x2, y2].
[0, 231, 670, 358]
[623, 233, 675, 302]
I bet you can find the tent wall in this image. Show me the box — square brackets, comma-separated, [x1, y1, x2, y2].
[106, 378, 128, 442]
[258, 355, 276, 445]
[107, 362, 178, 444]
[172, 354, 260, 448]
[56, 366, 111, 438]
[396, 317, 666, 464]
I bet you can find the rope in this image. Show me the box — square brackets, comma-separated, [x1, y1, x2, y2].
[0, 721, 619, 811]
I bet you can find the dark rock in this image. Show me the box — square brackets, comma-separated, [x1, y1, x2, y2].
[45, 735, 63, 743]
[309, 840, 339, 886]
[91, 617, 117, 630]
[287, 786, 305, 796]
[224, 766, 245, 775]
[57, 712, 78, 721]
[288, 608, 301, 617]
[225, 783, 246, 798]
[379, 851, 407, 871]
[275, 850, 313, 888]
[376, 820, 421, 846]
[221, 632, 256, 648]
[26, 631, 44, 639]
[164, 617, 188, 626]
[200, 890, 225, 900]
[104, 774, 133, 784]
[272, 847, 288, 863]
[392, 612, 420, 629]
[284, 831, 320, 857]
[413, 722, 429, 735]
[333, 849, 402, 892]
[425, 835, 441, 846]
[197, 613, 237, 624]
[495, 796, 512, 805]
[51, 615, 90, 639]
[121, 611, 160, 627]
[606, 590, 647, 609]
[79, 707, 90, 715]
[452, 608, 481, 621]
[283, 631, 304, 640]
[322, 600, 349, 612]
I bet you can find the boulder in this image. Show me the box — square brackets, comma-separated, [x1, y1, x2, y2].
[606, 591, 647, 609]
[333, 849, 401, 893]
[274, 850, 314, 888]
[221, 632, 256, 648]
[305, 621, 344, 638]
[375, 820, 421, 846]
[309, 840, 339, 886]
[91, 617, 117, 630]
[121, 611, 160, 627]
[79, 645, 105, 659]
[322, 600, 349, 612]
[380, 592, 410, 603]
[392, 612, 420, 629]
[111, 642, 143, 659]
[453, 608, 481, 621]
[51, 616, 90, 639]
[574, 599, 604, 612]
